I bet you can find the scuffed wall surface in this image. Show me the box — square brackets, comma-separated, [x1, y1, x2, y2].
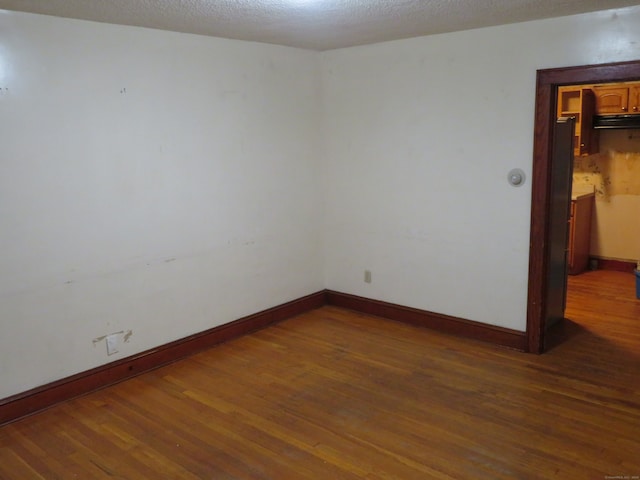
[573, 130, 640, 261]
[0, 11, 323, 399]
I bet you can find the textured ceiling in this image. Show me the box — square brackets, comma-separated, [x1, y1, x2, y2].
[1, 0, 639, 50]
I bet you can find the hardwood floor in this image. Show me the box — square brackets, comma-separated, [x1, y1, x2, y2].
[1, 270, 638, 479]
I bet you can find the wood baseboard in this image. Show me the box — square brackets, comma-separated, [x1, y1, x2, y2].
[325, 290, 526, 352]
[1, 288, 527, 425]
[0, 291, 326, 426]
[594, 258, 637, 273]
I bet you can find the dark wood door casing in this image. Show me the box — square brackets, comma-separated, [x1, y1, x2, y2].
[527, 60, 640, 353]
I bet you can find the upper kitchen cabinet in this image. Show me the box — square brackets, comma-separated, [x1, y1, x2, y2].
[557, 86, 599, 157]
[593, 83, 640, 114]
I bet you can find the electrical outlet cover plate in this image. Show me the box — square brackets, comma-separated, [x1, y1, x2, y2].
[106, 334, 119, 355]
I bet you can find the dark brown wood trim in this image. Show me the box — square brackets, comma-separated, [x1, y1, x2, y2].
[527, 70, 554, 353]
[0, 286, 529, 426]
[528, 60, 640, 354]
[0, 291, 326, 426]
[326, 290, 526, 351]
[595, 258, 637, 273]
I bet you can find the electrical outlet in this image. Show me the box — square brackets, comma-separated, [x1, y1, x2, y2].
[106, 333, 119, 355]
[364, 270, 372, 284]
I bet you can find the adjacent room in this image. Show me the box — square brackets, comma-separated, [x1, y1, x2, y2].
[1, 1, 639, 477]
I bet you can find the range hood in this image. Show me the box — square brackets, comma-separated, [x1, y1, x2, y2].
[593, 114, 640, 129]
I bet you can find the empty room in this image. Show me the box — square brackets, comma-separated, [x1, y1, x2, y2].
[1, 1, 639, 478]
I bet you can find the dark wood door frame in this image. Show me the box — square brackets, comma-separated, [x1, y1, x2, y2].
[526, 60, 640, 353]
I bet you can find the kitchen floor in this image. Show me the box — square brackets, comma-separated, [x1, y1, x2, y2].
[550, 268, 639, 350]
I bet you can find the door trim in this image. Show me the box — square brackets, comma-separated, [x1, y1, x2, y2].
[526, 60, 640, 353]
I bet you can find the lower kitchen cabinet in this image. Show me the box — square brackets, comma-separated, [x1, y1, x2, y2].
[568, 194, 594, 275]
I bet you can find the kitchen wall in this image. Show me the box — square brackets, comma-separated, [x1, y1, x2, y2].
[573, 130, 640, 262]
[321, 6, 640, 330]
[0, 11, 323, 399]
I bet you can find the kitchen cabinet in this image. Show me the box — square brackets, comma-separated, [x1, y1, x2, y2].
[557, 86, 598, 156]
[593, 83, 640, 114]
[568, 192, 594, 275]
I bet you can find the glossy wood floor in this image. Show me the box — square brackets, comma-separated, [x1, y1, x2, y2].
[1, 270, 639, 479]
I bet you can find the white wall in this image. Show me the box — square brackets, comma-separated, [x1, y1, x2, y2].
[0, 11, 323, 399]
[3, 5, 640, 400]
[321, 6, 640, 330]
[592, 195, 640, 261]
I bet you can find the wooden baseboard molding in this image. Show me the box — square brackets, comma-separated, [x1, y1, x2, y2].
[1, 288, 528, 425]
[0, 291, 326, 426]
[325, 290, 526, 352]
[593, 258, 637, 273]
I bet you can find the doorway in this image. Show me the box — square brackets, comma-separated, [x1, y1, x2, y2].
[526, 60, 640, 353]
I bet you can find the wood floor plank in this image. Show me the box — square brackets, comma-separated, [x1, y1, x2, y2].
[0, 270, 639, 478]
